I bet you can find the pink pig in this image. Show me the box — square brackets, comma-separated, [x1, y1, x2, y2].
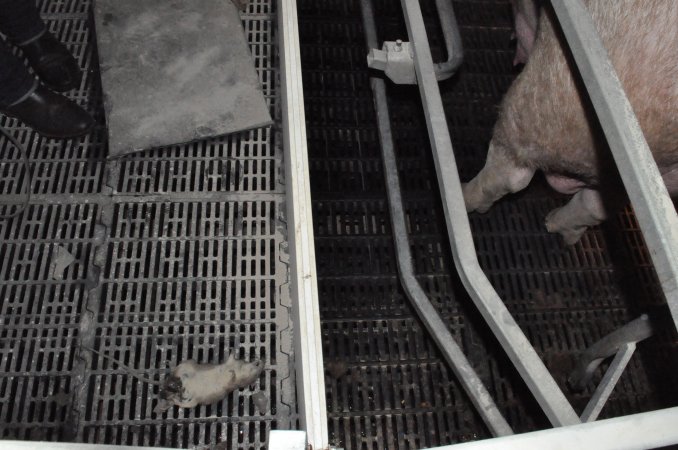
[463, 0, 678, 244]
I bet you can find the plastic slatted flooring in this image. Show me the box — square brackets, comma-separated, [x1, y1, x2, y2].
[0, 0, 296, 448]
[299, 0, 678, 448]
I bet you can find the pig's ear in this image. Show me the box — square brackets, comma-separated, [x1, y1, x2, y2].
[226, 352, 236, 363]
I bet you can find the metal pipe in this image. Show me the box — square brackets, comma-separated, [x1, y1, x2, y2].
[550, 0, 678, 332]
[398, 0, 581, 427]
[580, 342, 636, 423]
[360, 0, 513, 437]
[569, 314, 652, 390]
[433, 0, 464, 80]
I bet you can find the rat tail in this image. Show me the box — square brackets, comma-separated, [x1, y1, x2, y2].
[82, 346, 164, 387]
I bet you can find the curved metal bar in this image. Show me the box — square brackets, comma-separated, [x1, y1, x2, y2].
[360, 0, 513, 437]
[398, 0, 581, 427]
[433, 0, 464, 80]
[569, 314, 652, 390]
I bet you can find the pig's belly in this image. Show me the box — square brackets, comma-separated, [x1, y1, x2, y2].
[546, 174, 588, 194]
[546, 167, 678, 197]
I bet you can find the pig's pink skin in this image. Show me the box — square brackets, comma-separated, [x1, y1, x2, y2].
[464, 0, 678, 243]
[546, 174, 587, 195]
[510, 0, 540, 65]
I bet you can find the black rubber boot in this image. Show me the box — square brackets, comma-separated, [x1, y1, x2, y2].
[19, 32, 82, 92]
[2, 84, 94, 138]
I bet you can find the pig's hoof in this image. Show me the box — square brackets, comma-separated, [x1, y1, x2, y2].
[545, 208, 585, 245]
[559, 228, 586, 246]
[462, 182, 492, 214]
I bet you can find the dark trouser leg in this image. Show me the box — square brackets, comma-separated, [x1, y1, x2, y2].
[0, 0, 46, 45]
[0, 42, 37, 108]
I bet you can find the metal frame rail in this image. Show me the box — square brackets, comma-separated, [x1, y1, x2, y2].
[363, 0, 678, 447]
[398, 0, 581, 427]
[360, 0, 512, 437]
[549, 0, 678, 332]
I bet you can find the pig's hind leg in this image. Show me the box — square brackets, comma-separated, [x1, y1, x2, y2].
[463, 140, 535, 213]
[545, 188, 608, 245]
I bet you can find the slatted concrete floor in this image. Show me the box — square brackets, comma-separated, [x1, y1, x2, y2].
[0, 0, 296, 448]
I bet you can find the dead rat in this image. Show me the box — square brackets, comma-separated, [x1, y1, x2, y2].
[83, 347, 264, 414]
[154, 353, 264, 413]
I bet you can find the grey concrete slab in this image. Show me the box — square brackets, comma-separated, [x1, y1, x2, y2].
[94, 0, 272, 158]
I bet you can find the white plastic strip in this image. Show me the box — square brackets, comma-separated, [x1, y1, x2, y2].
[278, 0, 330, 448]
[269, 430, 308, 450]
[0, 444, 175, 450]
[426, 407, 678, 450]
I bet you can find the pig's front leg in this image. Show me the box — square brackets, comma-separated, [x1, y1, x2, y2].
[463, 140, 535, 213]
[545, 188, 608, 245]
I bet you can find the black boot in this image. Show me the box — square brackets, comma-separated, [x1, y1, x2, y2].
[2, 84, 94, 138]
[19, 32, 81, 92]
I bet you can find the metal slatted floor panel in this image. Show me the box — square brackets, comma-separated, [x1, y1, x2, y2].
[300, 0, 678, 448]
[0, 0, 296, 448]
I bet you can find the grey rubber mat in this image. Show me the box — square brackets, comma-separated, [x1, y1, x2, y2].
[0, 0, 295, 447]
[94, 0, 272, 157]
[299, 0, 678, 448]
